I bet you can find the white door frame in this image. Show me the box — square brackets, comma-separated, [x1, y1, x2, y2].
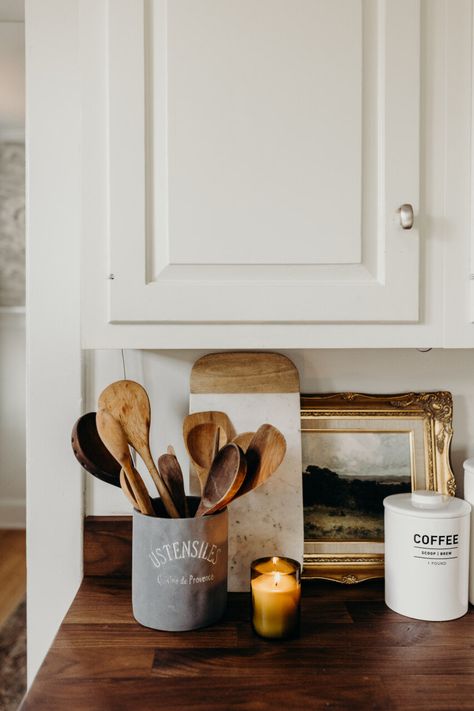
[25, 0, 84, 684]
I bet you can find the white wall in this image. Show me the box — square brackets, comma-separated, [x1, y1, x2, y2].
[0, 311, 25, 526]
[86, 348, 474, 513]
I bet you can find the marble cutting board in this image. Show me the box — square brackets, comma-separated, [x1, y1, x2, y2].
[189, 352, 303, 592]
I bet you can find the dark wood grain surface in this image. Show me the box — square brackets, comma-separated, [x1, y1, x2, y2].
[21, 575, 474, 710]
[83, 516, 132, 577]
[21, 518, 474, 710]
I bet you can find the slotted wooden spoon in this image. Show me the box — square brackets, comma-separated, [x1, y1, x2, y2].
[195, 443, 247, 517]
[183, 411, 235, 447]
[184, 422, 227, 493]
[96, 409, 155, 516]
[98, 380, 178, 518]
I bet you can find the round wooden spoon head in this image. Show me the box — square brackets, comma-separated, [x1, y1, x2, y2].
[71, 412, 121, 487]
[238, 424, 286, 497]
[98, 380, 179, 518]
[195, 443, 247, 517]
[98, 380, 152, 455]
[158, 452, 188, 518]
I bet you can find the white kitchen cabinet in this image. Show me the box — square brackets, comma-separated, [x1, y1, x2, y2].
[80, 0, 474, 348]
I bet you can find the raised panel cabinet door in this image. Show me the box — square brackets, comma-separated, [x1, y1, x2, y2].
[85, 0, 420, 323]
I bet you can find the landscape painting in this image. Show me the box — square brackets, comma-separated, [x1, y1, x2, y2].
[303, 430, 413, 541]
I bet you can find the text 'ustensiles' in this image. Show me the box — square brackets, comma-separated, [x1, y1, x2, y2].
[149, 539, 222, 568]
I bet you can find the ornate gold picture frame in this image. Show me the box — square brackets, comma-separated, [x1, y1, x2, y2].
[301, 392, 455, 584]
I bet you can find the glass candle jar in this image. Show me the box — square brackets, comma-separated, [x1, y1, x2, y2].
[250, 556, 301, 639]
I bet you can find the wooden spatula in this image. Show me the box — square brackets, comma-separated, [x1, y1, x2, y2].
[158, 448, 189, 518]
[195, 443, 247, 517]
[98, 380, 179, 518]
[96, 409, 155, 516]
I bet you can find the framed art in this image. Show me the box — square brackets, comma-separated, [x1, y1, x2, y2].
[301, 392, 455, 583]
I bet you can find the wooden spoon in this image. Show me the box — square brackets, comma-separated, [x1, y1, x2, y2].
[236, 424, 286, 498]
[158, 449, 189, 518]
[195, 443, 247, 517]
[185, 422, 228, 492]
[71, 412, 121, 487]
[98, 380, 179, 518]
[96, 409, 155, 516]
[232, 431, 254, 454]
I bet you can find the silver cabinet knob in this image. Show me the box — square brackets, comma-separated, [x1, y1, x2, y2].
[398, 203, 414, 230]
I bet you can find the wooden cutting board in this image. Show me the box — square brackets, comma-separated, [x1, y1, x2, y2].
[189, 352, 303, 592]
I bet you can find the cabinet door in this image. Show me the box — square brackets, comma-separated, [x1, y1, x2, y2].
[97, 0, 420, 324]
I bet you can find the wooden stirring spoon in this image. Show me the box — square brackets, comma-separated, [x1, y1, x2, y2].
[195, 443, 247, 517]
[236, 424, 286, 498]
[96, 409, 155, 516]
[185, 422, 228, 493]
[158, 449, 189, 518]
[98, 380, 179, 518]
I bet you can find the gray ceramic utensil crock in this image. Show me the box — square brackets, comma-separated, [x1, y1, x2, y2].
[132, 497, 228, 631]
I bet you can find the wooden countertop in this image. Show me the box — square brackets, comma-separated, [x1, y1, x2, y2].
[21, 518, 474, 710]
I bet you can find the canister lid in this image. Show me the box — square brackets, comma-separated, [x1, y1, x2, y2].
[411, 490, 448, 508]
[463, 458, 474, 475]
[383, 490, 471, 518]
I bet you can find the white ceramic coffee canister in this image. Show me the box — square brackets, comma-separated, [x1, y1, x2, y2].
[384, 490, 470, 621]
[463, 458, 474, 604]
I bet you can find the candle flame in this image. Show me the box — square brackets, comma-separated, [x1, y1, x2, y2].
[274, 571, 281, 587]
[272, 556, 279, 566]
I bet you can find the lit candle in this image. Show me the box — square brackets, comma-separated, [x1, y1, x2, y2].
[250, 556, 301, 639]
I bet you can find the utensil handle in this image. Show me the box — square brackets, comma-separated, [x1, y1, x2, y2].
[123, 463, 155, 516]
[192, 462, 209, 496]
[195, 501, 209, 517]
[120, 469, 139, 509]
[141, 451, 180, 518]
